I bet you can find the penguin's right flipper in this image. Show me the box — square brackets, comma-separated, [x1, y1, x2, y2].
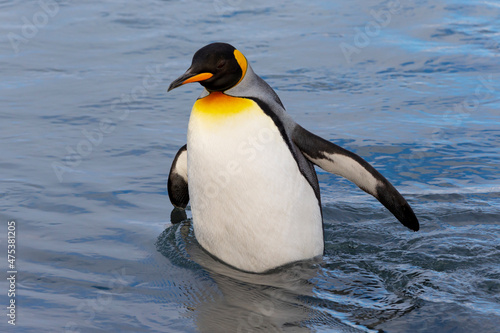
[168, 145, 189, 209]
[292, 125, 419, 231]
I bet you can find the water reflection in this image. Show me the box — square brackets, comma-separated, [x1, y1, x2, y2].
[156, 219, 369, 332]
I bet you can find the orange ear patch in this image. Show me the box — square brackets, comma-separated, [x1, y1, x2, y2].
[233, 49, 247, 85]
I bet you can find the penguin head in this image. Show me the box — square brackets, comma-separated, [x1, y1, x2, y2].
[168, 42, 248, 92]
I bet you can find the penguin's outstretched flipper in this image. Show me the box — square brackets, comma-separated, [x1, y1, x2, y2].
[292, 125, 419, 231]
[168, 144, 189, 209]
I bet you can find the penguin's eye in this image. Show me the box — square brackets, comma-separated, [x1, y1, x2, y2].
[216, 61, 226, 69]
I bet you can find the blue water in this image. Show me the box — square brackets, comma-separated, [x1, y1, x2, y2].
[1, 0, 499, 332]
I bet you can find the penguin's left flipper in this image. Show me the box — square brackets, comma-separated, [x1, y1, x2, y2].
[168, 144, 189, 209]
[292, 125, 419, 231]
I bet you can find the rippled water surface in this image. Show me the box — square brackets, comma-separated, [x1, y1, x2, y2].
[1, 0, 499, 332]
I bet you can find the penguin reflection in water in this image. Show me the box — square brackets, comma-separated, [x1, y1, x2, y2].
[167, 43, 419, 273]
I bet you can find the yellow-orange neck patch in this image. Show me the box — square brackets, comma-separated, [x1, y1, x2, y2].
[193, 92, 254, 118]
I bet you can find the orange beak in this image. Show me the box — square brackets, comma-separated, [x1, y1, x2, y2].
[168, 69, 213, 91]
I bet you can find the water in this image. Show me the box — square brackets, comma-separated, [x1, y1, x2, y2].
[1, 0, 499, 332]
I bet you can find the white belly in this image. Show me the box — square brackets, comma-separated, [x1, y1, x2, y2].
[187, 100, 323, 272]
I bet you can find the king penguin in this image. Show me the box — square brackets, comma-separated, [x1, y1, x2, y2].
[167, 42, 419, 273]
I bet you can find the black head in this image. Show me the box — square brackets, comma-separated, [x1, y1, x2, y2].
[168, 43, 248, 92]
